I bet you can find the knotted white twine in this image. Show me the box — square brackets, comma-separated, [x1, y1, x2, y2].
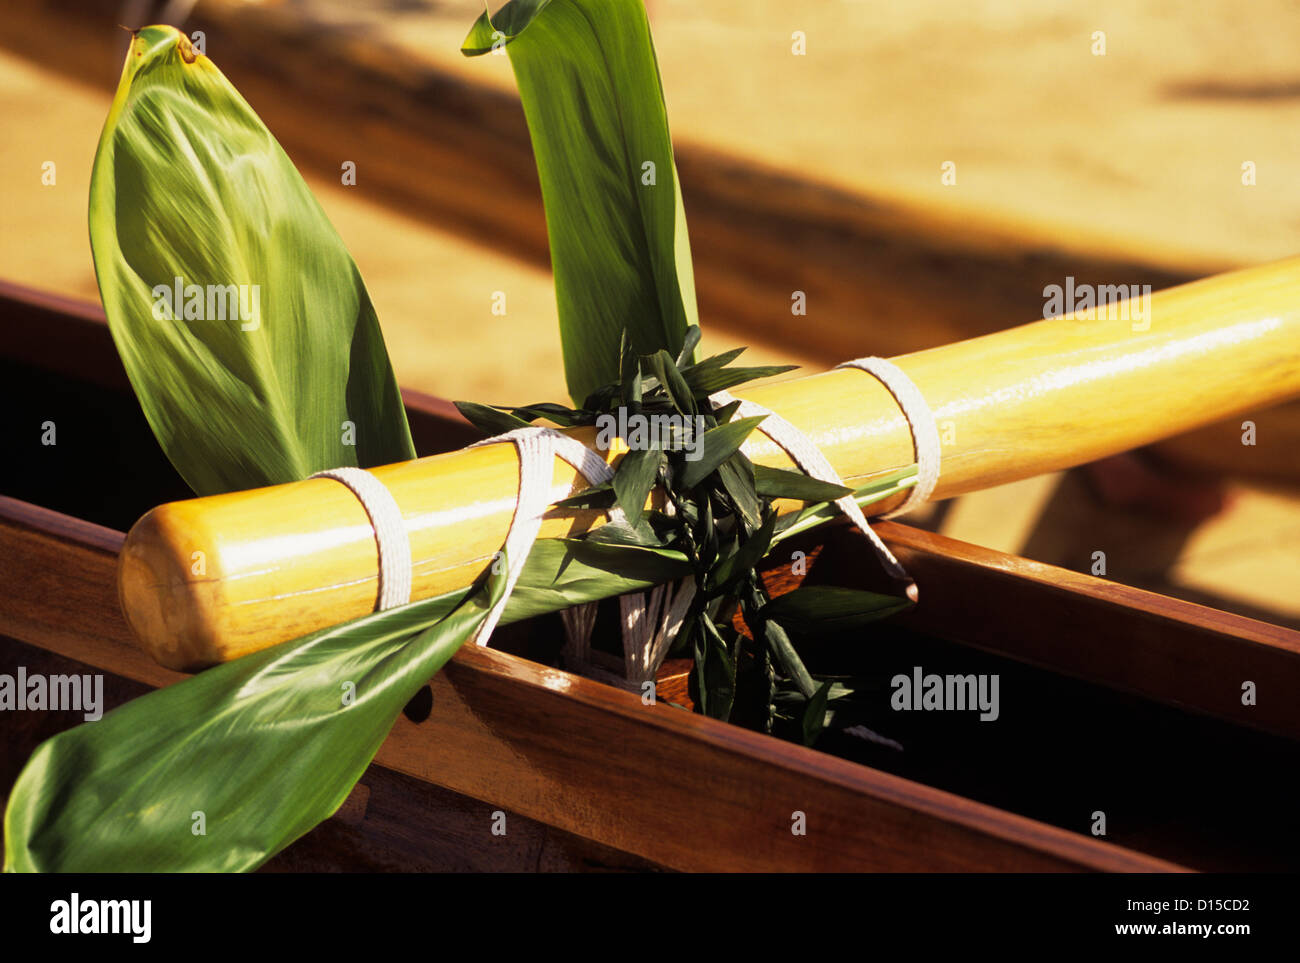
[314, 356, 939, 673]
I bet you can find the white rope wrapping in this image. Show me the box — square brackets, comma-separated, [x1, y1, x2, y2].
[836, 356, 941, 519]
[466, 427, 616, 646]
[310, 467, 413, 611]
[479, 428, 694, 678]
[709, 389, 911, 585]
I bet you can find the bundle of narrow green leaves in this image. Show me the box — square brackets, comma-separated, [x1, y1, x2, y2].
[457, 330, 916, 732]
[3, 2, 914, 872]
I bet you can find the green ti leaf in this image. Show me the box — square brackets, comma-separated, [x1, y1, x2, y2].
[752, 464, 854, 502]
[761, 585, 914, 637]
[454, 400, 534, 436]
[3, 536, 690, 872]
[758, 611, 819, 700]
[3, 565, 505, 872]
[693, 615, 737, 721]
[707, 508, 779, 596]
[463, 0, 699, 403]
[612, 445, 663, 526]
[90, 26, 413, 496]
[771, 465, 919, 545]
[682, 364, 799, 396]
[645, 349, 698, 416]
[801, 680, 834, 747]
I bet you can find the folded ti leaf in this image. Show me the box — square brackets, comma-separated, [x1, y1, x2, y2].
[4, 571, 500, 873]
[90, 25, 414, 496]
[463, 0, 699, 404]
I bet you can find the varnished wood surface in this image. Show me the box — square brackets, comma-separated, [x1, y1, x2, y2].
[116, 257, 1300, 667]
[3, 278, 1296, 736]
[0, 279, 131, 393]
[0, 494, 1183, 871]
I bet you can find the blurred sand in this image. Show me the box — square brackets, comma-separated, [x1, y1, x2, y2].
[351, 0, 1300, 273]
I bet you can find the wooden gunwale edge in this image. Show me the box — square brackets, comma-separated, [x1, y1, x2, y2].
[877, 520, 1300, 653]
[0, 279, 107, 325]
[875, 519, 1300, 741]
[3, 280, 1291, 659]
[441, 643, 1185, 872]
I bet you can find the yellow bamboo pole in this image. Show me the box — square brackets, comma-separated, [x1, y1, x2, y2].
[119, 258, 1300, 669]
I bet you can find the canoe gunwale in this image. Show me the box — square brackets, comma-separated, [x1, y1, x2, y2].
[0, 492, 1185, 872]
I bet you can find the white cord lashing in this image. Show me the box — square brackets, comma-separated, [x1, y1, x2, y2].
[836, 356, 942, 519]
[465, 427, 618, 646]
[314, 428, 620, 650]
[710, 357, 939, 601]
[310, 467, 413, 612]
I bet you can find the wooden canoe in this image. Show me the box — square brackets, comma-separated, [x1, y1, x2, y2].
[4, 279, 1300, 872]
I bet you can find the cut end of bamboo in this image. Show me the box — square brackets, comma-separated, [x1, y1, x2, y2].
[118, 505, 226, 672]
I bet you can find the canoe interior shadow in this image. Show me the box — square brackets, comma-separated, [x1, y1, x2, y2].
[797, 621, 1300, 872]
[0, 356, 486, 533]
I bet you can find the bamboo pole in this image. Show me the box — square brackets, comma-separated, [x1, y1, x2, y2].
[119, 259, 1300, 669]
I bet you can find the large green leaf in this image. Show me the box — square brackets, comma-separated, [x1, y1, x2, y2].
[3, 538, 688, 872]
[90, 26, 414, 496]
[463, 1, 699, 403]
[3, 572, 499, 873]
